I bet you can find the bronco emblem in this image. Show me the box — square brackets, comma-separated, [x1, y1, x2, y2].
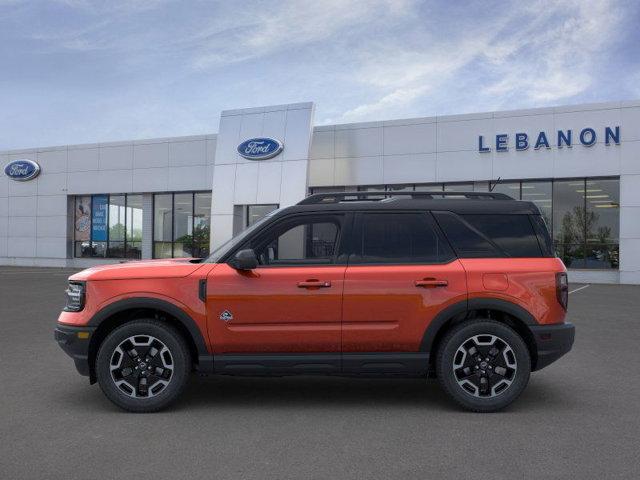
[219, 310, 233, 322]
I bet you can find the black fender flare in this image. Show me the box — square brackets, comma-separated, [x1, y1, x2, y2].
[419, 297, 537, 353]
[467, 297, 537, 325]
[419, 300, 468, 353]
[88, 297, 210, 357]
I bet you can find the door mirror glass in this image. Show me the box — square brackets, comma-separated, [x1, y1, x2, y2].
[229, 249, 259, 270]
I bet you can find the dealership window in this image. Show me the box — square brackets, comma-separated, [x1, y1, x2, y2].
[309, 177, 619, 270]
[444, 182, 474, 192]
[489, 181, 521, 200]
[74, 194, 144, 259]
[586, 179, 619, 271]
[554, 178, 620, 270]
[246, 204, 279, 227]
[553, 180, 588, 268]
[153, 192, 211, 258]
[414, 184, 444, 191]
[387, 184, 413, 192]
[522, 181, 552, 229]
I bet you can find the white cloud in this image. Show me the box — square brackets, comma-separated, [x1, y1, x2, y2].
[0, 0, 634, 149]
[481, 0, 621, 105]
[191, 0, 415, 69]
[339, 85, 429, 121]
[334, 0, 625, 122]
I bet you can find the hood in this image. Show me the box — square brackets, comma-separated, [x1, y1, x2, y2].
[69, 258, 206, 281]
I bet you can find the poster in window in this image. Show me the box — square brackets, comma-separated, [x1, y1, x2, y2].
[75, 196, 91, 241]
[91, 195, 108, 242]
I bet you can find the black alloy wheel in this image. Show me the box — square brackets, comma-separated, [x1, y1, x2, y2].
[96, 320, 190, 412]
[436, 319, 531, 412]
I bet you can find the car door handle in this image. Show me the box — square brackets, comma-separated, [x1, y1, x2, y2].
[297, 280, 332, 288]
[415, 279, 448, 288]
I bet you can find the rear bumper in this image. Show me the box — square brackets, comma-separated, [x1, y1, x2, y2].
[54, 324, 96, 377]
[530, 322, 575, 371]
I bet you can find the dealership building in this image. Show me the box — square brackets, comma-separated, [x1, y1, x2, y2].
[1, 99, 639, 284]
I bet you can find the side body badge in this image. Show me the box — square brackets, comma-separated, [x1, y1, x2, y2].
[219, 310, 233, 322]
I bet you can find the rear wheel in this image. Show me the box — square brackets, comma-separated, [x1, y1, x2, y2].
[96, 320, 191, 412]
[436, 319, 530, 412]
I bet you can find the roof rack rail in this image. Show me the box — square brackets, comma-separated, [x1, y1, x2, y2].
[298, 191, 512, 205]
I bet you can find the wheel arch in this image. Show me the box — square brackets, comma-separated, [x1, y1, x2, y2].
[421, 298, 539, 371]
[87, 298, 210, 384]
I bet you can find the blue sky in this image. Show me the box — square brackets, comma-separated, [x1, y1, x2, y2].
[1, 0, 638, 150]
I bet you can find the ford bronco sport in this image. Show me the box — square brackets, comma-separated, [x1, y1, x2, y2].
[55, 191, 575, 412]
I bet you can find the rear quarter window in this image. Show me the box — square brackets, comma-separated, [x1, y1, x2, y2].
[433, 212, 546, 258]
[461, 214, 543, 257]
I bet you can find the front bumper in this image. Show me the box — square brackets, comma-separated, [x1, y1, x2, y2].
[530, 322, 575, 371]
[54, 324, 96, 377]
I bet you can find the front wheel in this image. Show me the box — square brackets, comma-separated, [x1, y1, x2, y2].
[96, 320, 191, 412]
[436, 320, 531, 412]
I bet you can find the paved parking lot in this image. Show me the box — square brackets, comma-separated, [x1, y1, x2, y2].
[1, 267, 639, 479]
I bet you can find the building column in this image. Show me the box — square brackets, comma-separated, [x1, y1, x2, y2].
[619, 173, 640, 284]
[142, 193, 153, 259]
[210, 102, 315, 251]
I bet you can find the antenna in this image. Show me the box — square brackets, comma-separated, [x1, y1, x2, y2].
[489, 177, 502, 192]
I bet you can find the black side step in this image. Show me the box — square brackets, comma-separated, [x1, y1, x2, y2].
[196, 352, 429, 377]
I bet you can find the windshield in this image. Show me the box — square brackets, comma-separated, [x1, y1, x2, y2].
[204, 208, 281, 263]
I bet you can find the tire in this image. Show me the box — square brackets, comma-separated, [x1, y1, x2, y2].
[436, 319, 531, 412]
[96, 319, 191, 413]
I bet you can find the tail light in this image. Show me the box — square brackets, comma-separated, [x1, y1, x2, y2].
[556, 272, 568, 310]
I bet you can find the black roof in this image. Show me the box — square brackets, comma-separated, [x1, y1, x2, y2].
[281, 191, 541, 215]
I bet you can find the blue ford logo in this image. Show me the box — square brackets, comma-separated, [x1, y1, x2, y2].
[4, 159, 41, 181]
[237, 137, 283, 160]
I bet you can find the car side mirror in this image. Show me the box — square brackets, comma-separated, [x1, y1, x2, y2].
[229, 249, 259, 271]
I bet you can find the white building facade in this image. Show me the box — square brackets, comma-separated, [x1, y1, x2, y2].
[1, 100, 639, 284]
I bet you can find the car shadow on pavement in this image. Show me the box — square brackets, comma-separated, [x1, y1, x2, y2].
[182, 375, 452, 410]
[51, 373, 576, 414]
[177, 374, 576, 413]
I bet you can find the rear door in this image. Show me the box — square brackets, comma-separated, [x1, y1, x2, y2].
[342, 211, 467, 358]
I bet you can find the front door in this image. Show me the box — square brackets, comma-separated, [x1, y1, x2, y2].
[341, 212, 467, 358]
[206, 213, 347, 356]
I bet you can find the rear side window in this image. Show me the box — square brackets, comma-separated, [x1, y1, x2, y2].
[462, 214, 542, 257]
[434, 212, 546, 258]
[352, 212, 454, 264]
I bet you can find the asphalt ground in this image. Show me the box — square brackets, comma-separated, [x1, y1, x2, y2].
[1, 267, 639, 479]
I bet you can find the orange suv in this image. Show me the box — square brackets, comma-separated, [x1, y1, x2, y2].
[55, 191, 574, 412]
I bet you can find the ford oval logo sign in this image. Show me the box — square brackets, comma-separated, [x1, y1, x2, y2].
[237, 138, 283, 160]
[4, 159, 41, 181]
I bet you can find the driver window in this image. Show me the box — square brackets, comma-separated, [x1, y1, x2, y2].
[253, 217, 340, 266]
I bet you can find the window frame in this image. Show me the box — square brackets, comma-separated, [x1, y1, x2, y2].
[73, 193, 143, 259]
[152, 191, 211, 259]
[348, 211, 456, 266]
[245, 204, 280, 228]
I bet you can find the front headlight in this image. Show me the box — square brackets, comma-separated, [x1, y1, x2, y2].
[64, 281, 86, 312]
